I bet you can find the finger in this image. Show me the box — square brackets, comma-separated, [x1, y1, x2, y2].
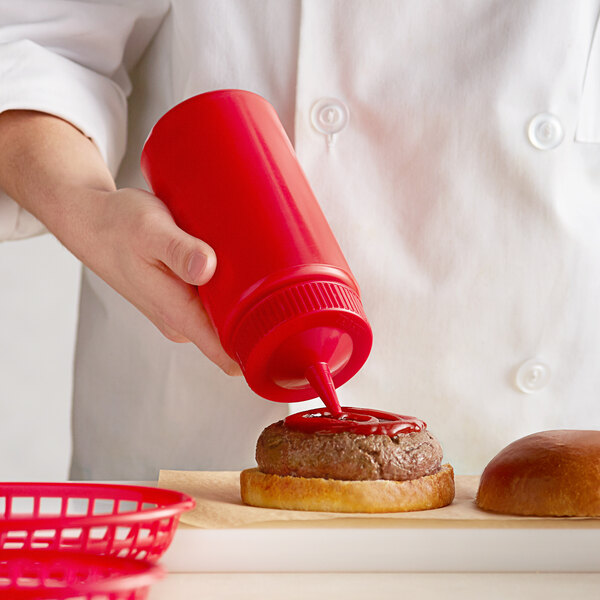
[141, 268, 241, 375]
[153, 321, 191, 344]
[176, 288, 242, 375]
[153, 218, 217, 286]
[148, 300, 241, 375]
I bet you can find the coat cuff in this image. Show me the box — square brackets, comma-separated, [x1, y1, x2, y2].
[0, 39, 128, 241]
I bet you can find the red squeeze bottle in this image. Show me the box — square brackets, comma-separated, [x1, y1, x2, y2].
[140, 90, 372, 411]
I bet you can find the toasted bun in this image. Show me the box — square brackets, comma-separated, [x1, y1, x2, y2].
[240, 464, 454, 513]
[476, 430, 600, 517]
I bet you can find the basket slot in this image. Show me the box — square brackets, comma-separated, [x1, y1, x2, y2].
[39, 496, 62, 516]
[60, 528, 83, 539]
[16, 574, 40, 588]
[114, 527, 133, 541]
[137, 528, 152, 541]
[31, 529, 57, 549]
[2, 530, 28, 550]
[92, 499, 116, 515]
[12, 496, 35, 517]
[118, 500, 138, 514]
[30, 542, 52, 549]
[89, 526, 109, 541]
[59, 528, 84, 551]
[67, 497, 90, 516]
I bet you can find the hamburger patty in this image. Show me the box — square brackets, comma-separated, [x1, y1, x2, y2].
[256, 421, 443, 481]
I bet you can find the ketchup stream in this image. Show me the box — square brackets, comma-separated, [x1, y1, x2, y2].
[305, 362, 342, 415]
[295, 362, 426, 436]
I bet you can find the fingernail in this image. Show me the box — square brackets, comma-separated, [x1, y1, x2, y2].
[187, 252, 208, 281]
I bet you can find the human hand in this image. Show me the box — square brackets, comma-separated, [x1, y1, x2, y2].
[70, 186, 242, 375]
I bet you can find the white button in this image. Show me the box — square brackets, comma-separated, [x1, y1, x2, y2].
[515, 359, 551, 394]
[311, 98, 349, 136]
[527, 113, 564, 150]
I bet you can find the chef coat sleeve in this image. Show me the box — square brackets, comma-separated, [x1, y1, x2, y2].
[0, 0, 169, 241]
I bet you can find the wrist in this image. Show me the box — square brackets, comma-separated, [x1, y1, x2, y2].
[0, 110, 116, 234]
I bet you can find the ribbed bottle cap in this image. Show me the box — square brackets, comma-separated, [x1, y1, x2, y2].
[232, 280, 372, 402]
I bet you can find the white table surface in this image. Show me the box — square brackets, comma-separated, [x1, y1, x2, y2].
[147, 572, 600, 600]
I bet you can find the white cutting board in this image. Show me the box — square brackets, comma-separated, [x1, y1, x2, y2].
[161, 525, 599, 573]
[158, 472, 600, 573]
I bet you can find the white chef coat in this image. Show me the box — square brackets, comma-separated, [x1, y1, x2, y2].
[2, 0, 600, 479]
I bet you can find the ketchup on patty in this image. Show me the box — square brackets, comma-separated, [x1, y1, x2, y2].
[284, 407, 426, 436]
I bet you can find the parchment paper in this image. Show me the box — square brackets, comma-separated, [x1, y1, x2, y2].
[158, 470, 600, 529]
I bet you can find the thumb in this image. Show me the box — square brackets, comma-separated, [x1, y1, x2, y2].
[159, 227, 217, 286]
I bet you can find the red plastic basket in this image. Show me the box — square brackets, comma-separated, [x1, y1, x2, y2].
[0, 549, 163, 599]
[0, 483, 194, 561]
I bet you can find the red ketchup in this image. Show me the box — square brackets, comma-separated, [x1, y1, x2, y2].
[284, 407, 426, 436]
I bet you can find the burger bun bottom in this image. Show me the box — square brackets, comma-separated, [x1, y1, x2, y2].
[240, 464, 455, 513]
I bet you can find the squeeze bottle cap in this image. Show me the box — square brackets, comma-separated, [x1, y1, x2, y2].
[232, 279, 372, 402]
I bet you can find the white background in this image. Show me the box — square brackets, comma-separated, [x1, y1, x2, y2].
[0, 233, 80, 480]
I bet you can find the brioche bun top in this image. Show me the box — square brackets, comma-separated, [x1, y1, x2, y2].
[476, 430, 600, 517]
